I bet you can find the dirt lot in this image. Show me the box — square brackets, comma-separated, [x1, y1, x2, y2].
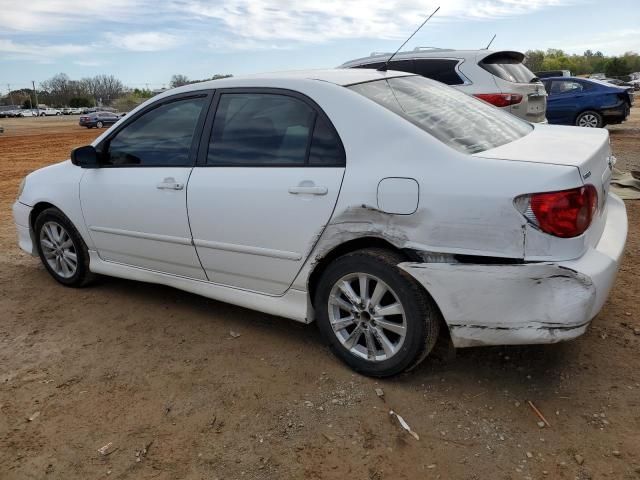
[1, 113, 639, 480]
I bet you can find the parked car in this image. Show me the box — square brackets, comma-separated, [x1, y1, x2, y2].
[13, 70, 627, 376]
[81, 107, 98, 114]
[542, 77, 634, 127]
[589, 73, 606, 80]
[39, 108, 62, 116]
[341, 48, 547, 123]
[535, 70, 571, 78]
[79, 111, 121, 128]
[18, 109, 37, 117]
[603, 78, 639, 91]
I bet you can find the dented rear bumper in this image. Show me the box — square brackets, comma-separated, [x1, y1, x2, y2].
[399, 194, 627, 348]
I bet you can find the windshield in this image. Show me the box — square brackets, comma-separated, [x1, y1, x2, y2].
[348, 76, 532, 155]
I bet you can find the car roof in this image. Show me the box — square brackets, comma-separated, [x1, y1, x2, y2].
[165, 69, 414, 96]
[339, 49, 516, 68]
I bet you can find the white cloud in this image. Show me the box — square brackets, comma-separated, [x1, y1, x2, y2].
[559, 29, 640, 56]
[0, 38, 90, 59]
[0, 0, 147, 32]
[74, 59, 105, 66]
[105, 32, 183, 52]
[181, 0, 570, 45]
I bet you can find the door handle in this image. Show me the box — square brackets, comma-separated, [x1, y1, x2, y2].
[288, 185, 328, 195]
[157, 177, 184, 190]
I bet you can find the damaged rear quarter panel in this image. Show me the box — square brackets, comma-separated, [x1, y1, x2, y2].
[399, 262, 595, 347]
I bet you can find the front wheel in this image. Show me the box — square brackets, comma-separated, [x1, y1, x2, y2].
[314, 248, 441, 377]
[576, 110, 603, 128]
[96, 121, 104, 128]
[34, 208, 94, 287]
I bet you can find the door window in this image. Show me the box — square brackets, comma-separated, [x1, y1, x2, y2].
[414, 59, 464, 85]
[550, 81, 583, 94]
[104, 96, 207, 166]
[208, 93, 344, 166]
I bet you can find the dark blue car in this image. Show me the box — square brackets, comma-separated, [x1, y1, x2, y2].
[542, 77, 633, 128]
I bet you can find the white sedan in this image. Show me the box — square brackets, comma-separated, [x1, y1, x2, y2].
[13, 69, 627, 376]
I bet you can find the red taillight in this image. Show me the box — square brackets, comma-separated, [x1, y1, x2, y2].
[474, 93, 523, 107]
[527, 185, 598, 238]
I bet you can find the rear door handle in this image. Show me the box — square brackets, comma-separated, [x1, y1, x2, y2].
[157, 177, 184, 190]
[288, 185, 328, 195]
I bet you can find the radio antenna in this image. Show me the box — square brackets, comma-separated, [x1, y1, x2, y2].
[377, 6, 440, 72]
[484, 33, 496, 50]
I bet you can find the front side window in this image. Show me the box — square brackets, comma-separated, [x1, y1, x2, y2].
[105, 96, 207, 166]
[208, 93, 344, 166]
[348, 75, 532, 155]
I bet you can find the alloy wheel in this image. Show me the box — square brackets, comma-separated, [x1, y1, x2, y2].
[578, 114, 598, 127]
[328, 273, 407, 362]
[39, 221, 78, 279]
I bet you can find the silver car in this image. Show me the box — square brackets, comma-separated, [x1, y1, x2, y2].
[341, 48, 547, 123]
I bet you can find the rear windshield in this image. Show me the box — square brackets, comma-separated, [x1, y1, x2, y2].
[348, 75, 532, 155]
[480, 53, 537, 83]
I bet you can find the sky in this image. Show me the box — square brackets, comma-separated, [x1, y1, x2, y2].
[1, 0, 639, 91]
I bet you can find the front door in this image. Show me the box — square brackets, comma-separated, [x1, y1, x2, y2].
[188, 90, 345, 295]
[80, 94, 211, 279]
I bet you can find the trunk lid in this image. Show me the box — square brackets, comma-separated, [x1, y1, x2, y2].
[475, 124, 614, 248]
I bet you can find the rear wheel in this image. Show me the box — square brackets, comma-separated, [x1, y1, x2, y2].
[576, 110, 603, 128]
[315, 248, 440, 377]
[96, 121, 104, 128]
[34, 208, 94, 287]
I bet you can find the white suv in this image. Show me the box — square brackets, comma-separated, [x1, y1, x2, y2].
[341, 49, 547, 123]
[39, 108, 62, 116]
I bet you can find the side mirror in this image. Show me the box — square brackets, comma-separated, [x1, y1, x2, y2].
[70, 145, 100, 168]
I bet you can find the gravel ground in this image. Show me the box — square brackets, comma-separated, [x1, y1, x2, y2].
[1, 112, 639, 480]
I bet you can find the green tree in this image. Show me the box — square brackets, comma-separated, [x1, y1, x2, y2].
[605, 57, 630, 77]
[524, 50, 545, 72]
[69, 97, 93, 108]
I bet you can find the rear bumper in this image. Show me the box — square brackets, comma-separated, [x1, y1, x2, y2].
[399, 194, 627, 348]
[13, 201, 36, 256]
[603, 103, 630, 123]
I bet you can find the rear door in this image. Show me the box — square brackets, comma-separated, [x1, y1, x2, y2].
[546, 80, 584, 124]
[187, 89, 345, 295]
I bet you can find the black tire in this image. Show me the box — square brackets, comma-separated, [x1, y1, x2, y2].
[34, 207, 94, 287]
[96, 121, 104, 128]
[575, 110, 603, 128]
[314, 248, 441, 377]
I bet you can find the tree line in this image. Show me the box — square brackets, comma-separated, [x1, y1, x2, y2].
[524, 49, 640, 77]
[1, 72, 233, 110]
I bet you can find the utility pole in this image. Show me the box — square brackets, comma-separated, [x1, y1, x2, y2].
[32, 81, 39, 116]
[7, 84, 15, 107]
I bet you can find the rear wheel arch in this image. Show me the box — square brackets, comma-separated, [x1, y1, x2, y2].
[308, 237, 409, 307]
[307, 237, 452, 341]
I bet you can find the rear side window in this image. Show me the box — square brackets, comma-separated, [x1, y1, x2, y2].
[309, 116, 344, 166]
[414, 59, 464, 85]
[348, 76, 532, 155]
[480, 52, 537, 83]
[105, 96, 206, 166]
[207, 93, 344, 167]
[354, 60, 415, 74]
[550, 81, 583, 94]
